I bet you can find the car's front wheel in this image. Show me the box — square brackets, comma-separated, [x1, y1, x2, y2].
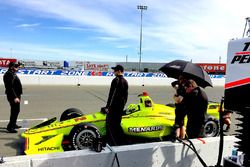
[70, 125, 100, 150]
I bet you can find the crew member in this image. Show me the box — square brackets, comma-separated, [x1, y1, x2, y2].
[183, 79, 208, 138]
[105, 65, 128, 146]
[3, 62, 23, 133]
[172, 75, 187, 139]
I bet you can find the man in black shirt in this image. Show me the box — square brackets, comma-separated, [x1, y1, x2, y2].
[183, 79, 208, 139]
[105, 65, 128, 146]
[3, 62, 23, 133]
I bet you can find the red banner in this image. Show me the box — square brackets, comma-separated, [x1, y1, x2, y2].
[85, 63, 109, 71]
[0, 58, 17, 67]
[196, 63, 226, 74]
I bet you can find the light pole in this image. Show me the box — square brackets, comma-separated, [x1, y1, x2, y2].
[137, 5, 147, 72]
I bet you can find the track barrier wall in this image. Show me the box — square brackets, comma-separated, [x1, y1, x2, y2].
[0, 136, 236, 167]
[0, 71, 225, 86]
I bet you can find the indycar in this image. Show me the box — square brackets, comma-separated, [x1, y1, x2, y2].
[21, 92, 221, 155]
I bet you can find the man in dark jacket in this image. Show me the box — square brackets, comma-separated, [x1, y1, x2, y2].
[105, 65, 128, 146]
[3, 62, 23, 133]
[183, 79, 208, 139]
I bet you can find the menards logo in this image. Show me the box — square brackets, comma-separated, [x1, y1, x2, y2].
[128, 125, 163, 133]
[231, 42, 250, 64]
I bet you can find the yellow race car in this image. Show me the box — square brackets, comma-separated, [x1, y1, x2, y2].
[22, 92, 221, 155]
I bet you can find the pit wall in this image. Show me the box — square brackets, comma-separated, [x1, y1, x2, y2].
[0, 136, 236, 167]
[0, 74, 225, 86]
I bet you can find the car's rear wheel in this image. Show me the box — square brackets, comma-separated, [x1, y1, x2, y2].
[60, 108, 83, 121]
[70, 125, 99, 150]
[204, 117, 220, 137]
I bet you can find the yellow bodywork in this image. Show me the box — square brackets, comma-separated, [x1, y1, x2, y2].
[21, 92, 221, 155]
[24, 133, 64, 155]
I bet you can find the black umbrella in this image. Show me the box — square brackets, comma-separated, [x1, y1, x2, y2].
[159, 60, 213, 88]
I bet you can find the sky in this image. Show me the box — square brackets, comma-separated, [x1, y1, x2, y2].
[0, 0, 250, 63]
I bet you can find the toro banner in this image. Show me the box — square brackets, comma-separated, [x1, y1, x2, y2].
[0, 58, 17, 67]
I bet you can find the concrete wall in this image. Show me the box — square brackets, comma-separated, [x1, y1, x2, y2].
[0, 74, 225, 86]
[0, 136, 236, 167]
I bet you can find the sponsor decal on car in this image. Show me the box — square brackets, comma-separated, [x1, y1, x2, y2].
[74, 117, 87, 122]
[38, 146, 60, 152]
[128, 125, 163, 133]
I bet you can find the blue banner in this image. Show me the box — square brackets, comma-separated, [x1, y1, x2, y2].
[209, 75, 225, 79]
[0, 68, 84, 76]
[0, 68, 225, 78]
[86, 71, 168, 77]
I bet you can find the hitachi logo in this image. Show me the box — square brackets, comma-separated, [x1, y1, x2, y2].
[128, 125, 163, 133]
[38, 146, 60, 152]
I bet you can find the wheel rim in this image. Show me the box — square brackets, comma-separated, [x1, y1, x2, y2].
[204, 120, 218, 137]
[75, 129, 97, 150]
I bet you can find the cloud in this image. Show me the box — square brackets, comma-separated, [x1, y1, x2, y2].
[52, 26, 90, 31]
[0, 41, 125, 61]
[16, 23, 40, 28]
[4, 0, 138, 38]
[1, 0, 250, 63]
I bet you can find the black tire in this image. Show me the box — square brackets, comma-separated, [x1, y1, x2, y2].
[60, 108, 83, 121]
[204, 117, 220, 137]
[70, 124, 100, 150]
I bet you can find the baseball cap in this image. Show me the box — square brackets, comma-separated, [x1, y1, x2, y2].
[8, 62, 22, 69]
[111, 65, 124, 72]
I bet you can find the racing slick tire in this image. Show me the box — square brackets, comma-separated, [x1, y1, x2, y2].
[204, 116, 220, 137]
[69, 123, 101, 150]
[60, 108, 84, 121]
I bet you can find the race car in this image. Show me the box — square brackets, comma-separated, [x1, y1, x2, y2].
[21, 92, 221, 155]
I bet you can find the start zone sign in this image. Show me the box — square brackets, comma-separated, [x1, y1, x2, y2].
[0, 69, 85, 76]
[0, 68, 225, 78]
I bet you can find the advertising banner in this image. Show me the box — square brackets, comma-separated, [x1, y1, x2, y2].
[0, 68, 224, 79]
[86, 71, 168, 77]
[0, 69, 85, 76]
[0, 58, 17, 67]
[196, 63, 226, 74]
[85, 62, 109, 71]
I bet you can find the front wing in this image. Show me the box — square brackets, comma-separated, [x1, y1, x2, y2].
[24, 133, 64, 155]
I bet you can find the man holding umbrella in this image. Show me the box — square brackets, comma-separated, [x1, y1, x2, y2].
[182, 79, 208, 138]
[172, 76, 187, 139]
[160, 60, 211, 139]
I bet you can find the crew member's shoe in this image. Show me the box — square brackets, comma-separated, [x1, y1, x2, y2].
[7, 128, 17, 133]
[15, 125, 22, 129]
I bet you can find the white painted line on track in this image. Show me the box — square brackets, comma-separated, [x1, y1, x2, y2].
[0, 118, 48, 123]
